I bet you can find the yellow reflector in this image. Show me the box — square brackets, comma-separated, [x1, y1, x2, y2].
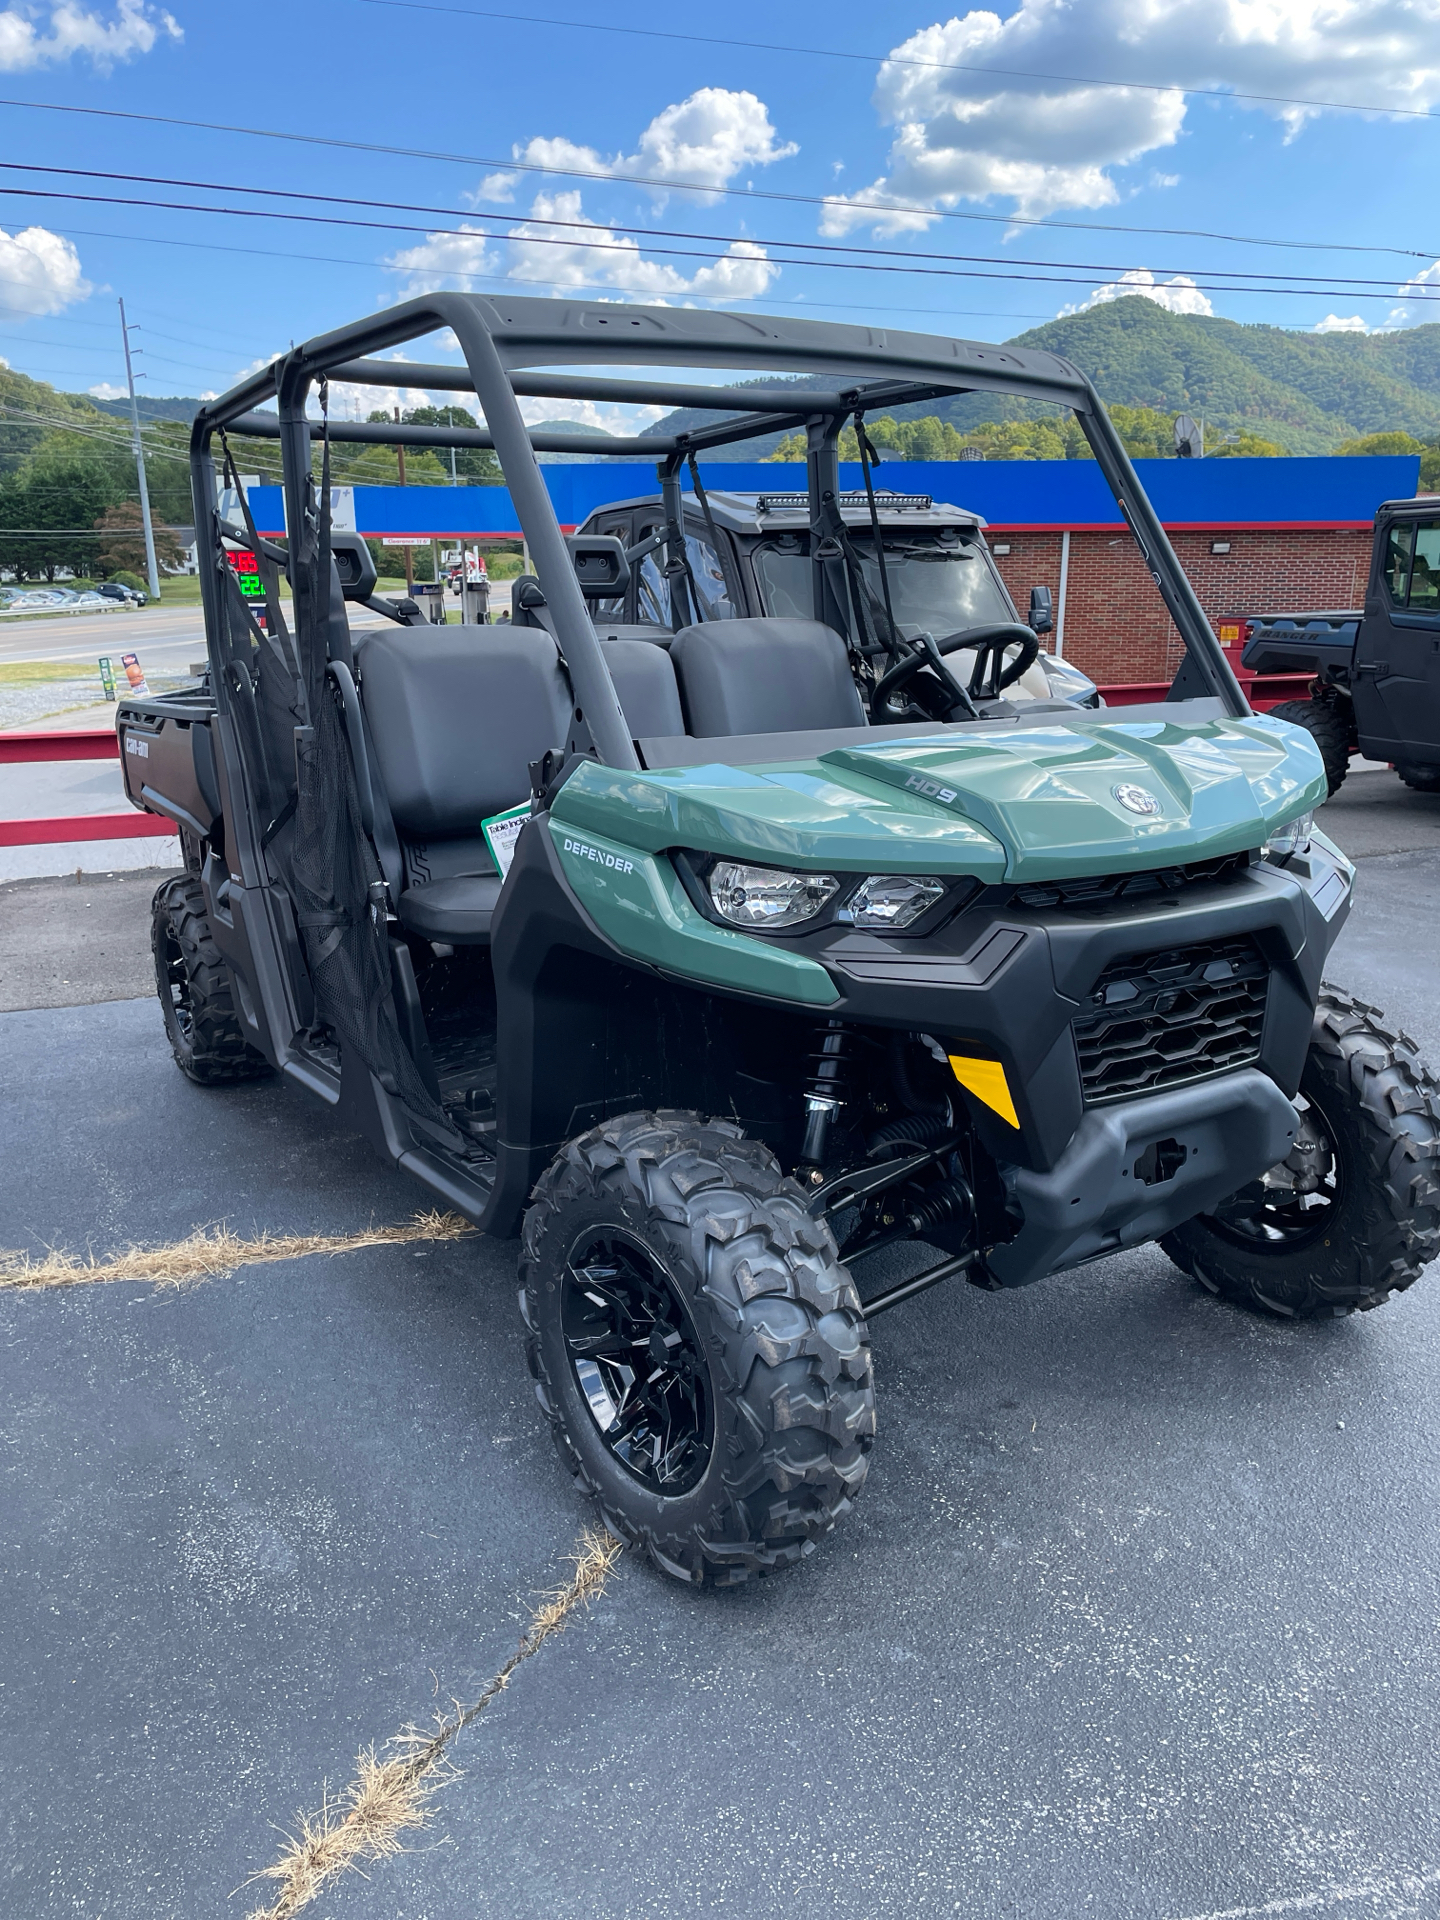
[948, 1054, 1019, 1128]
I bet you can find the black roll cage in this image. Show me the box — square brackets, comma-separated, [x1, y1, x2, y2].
[190, 293, 1248, 774]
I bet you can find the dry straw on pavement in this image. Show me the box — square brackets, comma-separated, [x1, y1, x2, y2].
[0, 1209, 474, 1292]
[244, 1528, 623, 1919]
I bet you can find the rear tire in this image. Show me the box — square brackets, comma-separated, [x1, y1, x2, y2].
[1268, 698, 1352, 798]
[520, 1110, 875, 1586]
[151, 875, 272, 1085]
[1396, 763, 1440, 794]
[1161, 987, 1440, 1318]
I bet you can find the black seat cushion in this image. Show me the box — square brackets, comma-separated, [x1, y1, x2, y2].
[670, 617, 866, 737]
[359, 625, 571, 944]
[601, 637, 685, 738]
[360, 624, 573, 837]
[397, 872, 504, 944]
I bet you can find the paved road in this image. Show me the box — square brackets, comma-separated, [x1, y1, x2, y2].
[2, 802, 1439, 1920]
[0, 582, 515, 675]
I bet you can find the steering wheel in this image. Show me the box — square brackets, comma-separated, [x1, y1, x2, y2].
[934, 621, 1041, 695]
[871, 621, 1041, 723]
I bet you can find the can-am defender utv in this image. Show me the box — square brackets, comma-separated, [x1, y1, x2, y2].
[121, 297, 1440, 1586]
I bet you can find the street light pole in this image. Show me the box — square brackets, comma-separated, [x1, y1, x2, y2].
[118, 297, 160, 601]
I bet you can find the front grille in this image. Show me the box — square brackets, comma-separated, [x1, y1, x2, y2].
[1011, 850, 1253, 913]
[1072, 936, 1269, 1104]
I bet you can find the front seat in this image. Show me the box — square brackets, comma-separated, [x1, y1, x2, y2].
[670, 617, 866, 737]
[360, 625, 572, 943]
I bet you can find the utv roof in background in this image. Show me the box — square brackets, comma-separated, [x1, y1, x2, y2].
[586, 491, 987, 534]
[197, 294, 1097, 433]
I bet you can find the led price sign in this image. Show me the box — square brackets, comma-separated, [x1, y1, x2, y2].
[226, 549, 264, 598]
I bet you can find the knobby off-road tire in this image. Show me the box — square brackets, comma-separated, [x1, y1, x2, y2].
[1268, 698, 1352, 798]
[1396, 763, 1440, 794]
[520, 1110, 875, 1586]
[1162, 987, 1440, 1318]
[151, 875, 272, 1085]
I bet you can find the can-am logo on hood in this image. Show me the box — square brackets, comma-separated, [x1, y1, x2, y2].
[1112, 783, 1162, 816]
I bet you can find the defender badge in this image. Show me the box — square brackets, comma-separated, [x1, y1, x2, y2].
[1113, 783, 1161, 816]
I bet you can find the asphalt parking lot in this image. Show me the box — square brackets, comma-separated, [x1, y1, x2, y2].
[4, 770, 1440, 1920]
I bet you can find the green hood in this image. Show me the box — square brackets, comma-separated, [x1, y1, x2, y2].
[551, 711, 1326, 883]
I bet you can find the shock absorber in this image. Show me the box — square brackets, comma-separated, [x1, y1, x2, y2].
[800, 1019, 851, 1174]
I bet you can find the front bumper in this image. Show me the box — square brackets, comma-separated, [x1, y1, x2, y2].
[988, 1068, 1299, 1286]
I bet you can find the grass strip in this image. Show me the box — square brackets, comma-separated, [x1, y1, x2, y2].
[0, 1209, 474, 1292]
[244, 1528, 623, 1919]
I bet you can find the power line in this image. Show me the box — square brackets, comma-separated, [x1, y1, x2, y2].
[1, 161, 1429, 296]
[0, 94, 1430, 262]
[357, 0, 1440, 125]
[0, 177, 1433, 307]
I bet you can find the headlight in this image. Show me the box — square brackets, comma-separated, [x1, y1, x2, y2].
[1264, 810, 1314, 861]
[707, 861, 839, 929]
[847, 874, 946, 929]
[1038, 653, 1100, 707]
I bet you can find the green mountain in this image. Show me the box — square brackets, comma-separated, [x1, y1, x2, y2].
[87, 393, 200, 425]
[0, 363, 115, 480]
[641, 298, 1440, 458]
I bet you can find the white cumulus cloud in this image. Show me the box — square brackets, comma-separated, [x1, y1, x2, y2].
[0, 225, 90, 315]
[518, 88, 796, 199]
[1314, 313, 1370, 332]
[0, 0, 180, 70]
[517, 395, 667, 436]
[823, 0, 1440, 229]
[1059, 268, 1213, 318]
[390, 188, 779, 306]
[1388, 260, 1440, 329]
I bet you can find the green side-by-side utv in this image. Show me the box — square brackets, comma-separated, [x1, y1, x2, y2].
[118, 298, 1440, 1585]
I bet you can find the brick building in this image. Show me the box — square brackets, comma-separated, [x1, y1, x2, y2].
[985, 527, 1374, 686]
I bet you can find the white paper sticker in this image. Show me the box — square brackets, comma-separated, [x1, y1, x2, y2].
[481, 803, 529, 880]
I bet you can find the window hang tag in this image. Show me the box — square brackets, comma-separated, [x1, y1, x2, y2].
[481, 802, 530, 881]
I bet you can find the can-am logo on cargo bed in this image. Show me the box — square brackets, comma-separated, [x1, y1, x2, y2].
[562, 836, 634, 874]
[904, 773, 957, 803]
[1113, 783, 1161, 816]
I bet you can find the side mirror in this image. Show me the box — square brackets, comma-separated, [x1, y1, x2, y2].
[1028, 584, 1054, 635]
[566, 533, 630, 598]
[329, 531, 378, 603]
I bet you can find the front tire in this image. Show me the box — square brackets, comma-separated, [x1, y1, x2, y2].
[1396, 763, 1440, 794]
[1268, 697, 1353, 798]
[520, 1110, 875, 1586]
[151, 875, 272, 1085]
[1161, 988, 1440, 1317]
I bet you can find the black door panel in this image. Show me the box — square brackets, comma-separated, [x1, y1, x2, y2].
[1356, 515, 1440, 763]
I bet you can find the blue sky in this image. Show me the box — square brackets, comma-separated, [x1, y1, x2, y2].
[0, 0, 1437, 429]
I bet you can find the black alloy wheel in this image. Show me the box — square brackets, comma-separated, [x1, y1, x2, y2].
[1203, 1093, 1339, 1253]
[562, 1227, 713, 1496]
[1161, 987, 1440, 1317]
[521, 1110, 875, 1585]
[151, 874, 272, 1084]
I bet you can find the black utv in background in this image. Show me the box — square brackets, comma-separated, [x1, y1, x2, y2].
[1241, 495, 1440, 795]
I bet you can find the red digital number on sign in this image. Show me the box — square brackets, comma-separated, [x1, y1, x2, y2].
[226, 549, 264, 597]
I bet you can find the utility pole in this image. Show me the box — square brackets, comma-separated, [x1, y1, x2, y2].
[119, 298, 160, 601]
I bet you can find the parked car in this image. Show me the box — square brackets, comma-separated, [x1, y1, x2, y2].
[97, 581, 147, 607]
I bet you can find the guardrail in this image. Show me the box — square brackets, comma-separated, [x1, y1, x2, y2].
[1097, 672, 1312, 709]
[0, 729, 176, 848]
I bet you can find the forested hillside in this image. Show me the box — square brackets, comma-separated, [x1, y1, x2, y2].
[642, 297, 1440, 463]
